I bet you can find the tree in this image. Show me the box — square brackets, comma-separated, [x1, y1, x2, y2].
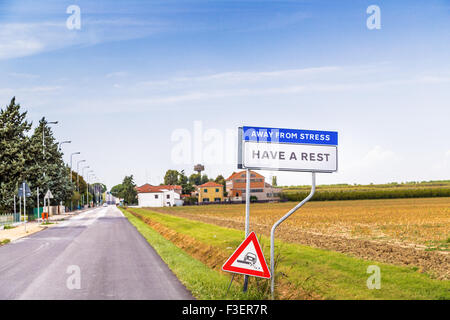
[215, 174, 226, 193]
[178, 170, 194, 195]
[110, 184, 123, 198]
[200, 174, 210, 184]
[215, 174, 225, 186]
[164, 169, 179, 185]
[272, 176, 278, 187]
[27, 118, 73, 207]
[120, 175, 137, 205]
[0, 97, 32, 212]
[189, 173, 201, 186]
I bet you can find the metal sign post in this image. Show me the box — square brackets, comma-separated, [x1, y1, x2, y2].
[44, 190, 54, 220]
[270, 172, 316, 299]
[23, 182, 26, 232]
[243, 168, 251, 292]
[37, 187, 39, 223]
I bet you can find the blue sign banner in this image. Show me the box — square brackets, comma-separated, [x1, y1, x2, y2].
[242, 126, 338, 146]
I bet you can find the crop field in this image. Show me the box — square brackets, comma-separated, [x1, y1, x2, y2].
[150, 198, 450, 279]
[123, 207, 450, 299]
[281, 180, 450, 201]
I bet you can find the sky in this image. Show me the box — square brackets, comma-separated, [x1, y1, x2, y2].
[1, 0, 449, 189]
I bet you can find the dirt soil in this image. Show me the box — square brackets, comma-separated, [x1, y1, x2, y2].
[129, 210, 322, 300]
[159, 211, 450, 280]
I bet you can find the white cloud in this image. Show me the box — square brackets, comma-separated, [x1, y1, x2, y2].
[8, 72, 40, 79]
[106, 71, 128, 78]
[0, 18, 165, 60]
[138, 66, 341, 87]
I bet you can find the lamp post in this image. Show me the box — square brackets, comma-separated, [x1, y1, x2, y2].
[58, 140, 71, 151]
[81, 166, 90, 206]
[70, 152, 81, 178]
[42, 120, 58, 178]
[43, 121, 58, 156]
[69, 152, 80, 211]
[76, 160, 86, 191]
[87, 171, 94, 207]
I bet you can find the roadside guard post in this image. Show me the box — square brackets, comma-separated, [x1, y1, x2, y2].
[236, 126, 338, 299]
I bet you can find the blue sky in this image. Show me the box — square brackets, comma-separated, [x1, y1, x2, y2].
[1, 0, 449, 189]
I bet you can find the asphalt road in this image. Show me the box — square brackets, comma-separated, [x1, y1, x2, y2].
[0, 205, 193, 300]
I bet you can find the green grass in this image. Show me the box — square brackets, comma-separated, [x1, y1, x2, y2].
[127, 208, 450, 300]
[0, 239, 10, 246]
[2, 225, 16, 230]
[120, 208, 265, 300]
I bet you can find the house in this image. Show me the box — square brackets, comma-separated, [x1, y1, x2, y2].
[197, 181, 224, 203]
[225, 170, 281, 201]
[136, 184, 182, 207]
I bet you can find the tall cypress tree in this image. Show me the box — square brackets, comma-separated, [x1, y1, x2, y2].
[0, 97, 32, 212]
[27, 118, 73, 207]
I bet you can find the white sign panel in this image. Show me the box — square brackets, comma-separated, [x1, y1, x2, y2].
[242, 141, 337, 172]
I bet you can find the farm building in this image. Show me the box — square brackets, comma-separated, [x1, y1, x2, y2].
[225, 170, 281, 201]
[196, 181, 225, 203]
[136, 184, 182, 207]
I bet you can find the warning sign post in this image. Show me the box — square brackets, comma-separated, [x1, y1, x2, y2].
[222, 232, 271, 279]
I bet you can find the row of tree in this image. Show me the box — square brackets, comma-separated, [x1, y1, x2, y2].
[110, 170, 228, 206]
[0, 97, 104, 213]
[163, 169, 226, 195]
[110, 175, 138, 205]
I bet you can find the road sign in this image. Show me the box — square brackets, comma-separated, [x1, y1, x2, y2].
[242, 126, 338, 145]
[44, 190, 54, 199]
[222, 232, 271, 279]
[17, 182, 31, 198]
[238, 126, 338, 172]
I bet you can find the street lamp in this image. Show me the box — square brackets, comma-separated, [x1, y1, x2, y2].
[76, 160, 86, 191]
[81, 165, 90, 206]
[42, 120, 58, 178]
[68, 152, 80, 211]
[70, 152, 81, 175]
[87, 171, 94, 207]
[58, 140, 71, 151]
[81, 166, 90, 180]
[43, 121, 58, 156]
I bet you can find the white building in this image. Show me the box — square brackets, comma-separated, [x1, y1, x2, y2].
[136, 184, 183, 207]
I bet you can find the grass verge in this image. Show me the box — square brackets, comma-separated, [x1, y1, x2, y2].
[126, 207, 450, 300]
[121, 208, 265, 300]
[0, 239, 10, 246]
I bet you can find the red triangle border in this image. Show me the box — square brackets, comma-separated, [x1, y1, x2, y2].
[222, 231, 271, 279]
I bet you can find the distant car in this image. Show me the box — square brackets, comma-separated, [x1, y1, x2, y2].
[103, 203, 108, 207]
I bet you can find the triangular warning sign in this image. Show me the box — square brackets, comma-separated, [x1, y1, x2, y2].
[222, 231, 271, 279]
